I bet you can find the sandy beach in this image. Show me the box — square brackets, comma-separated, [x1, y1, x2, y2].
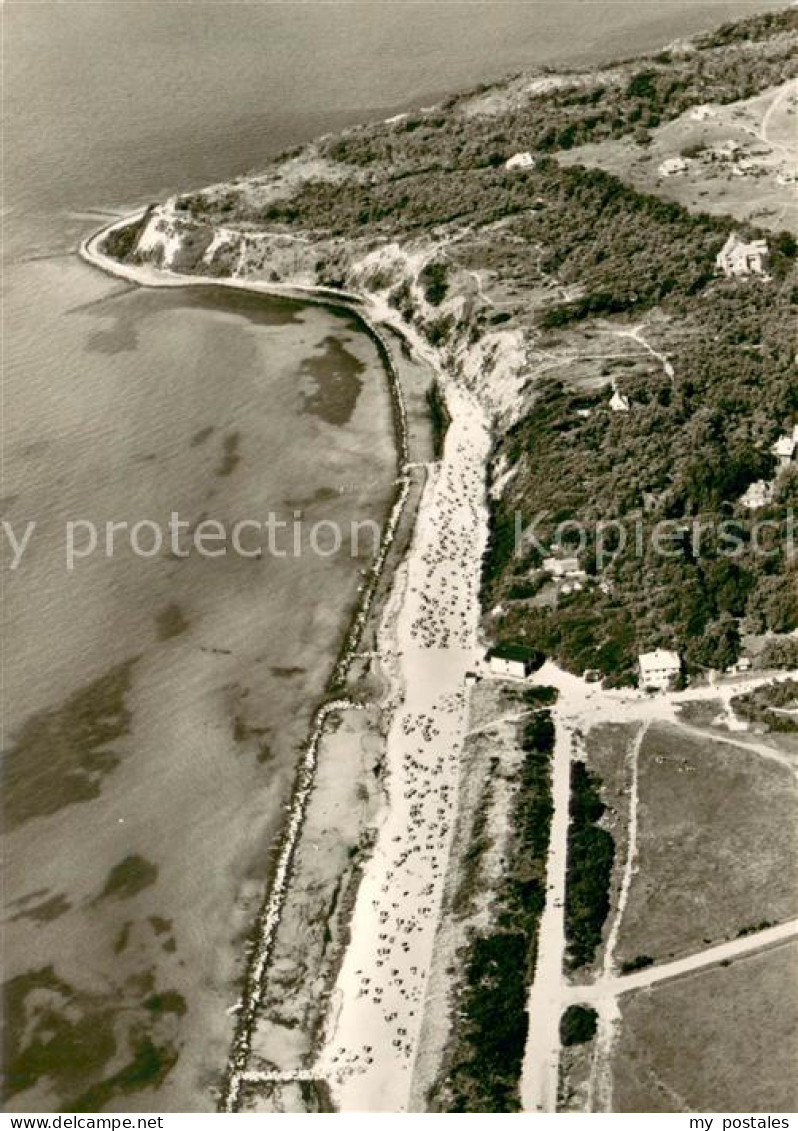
[316, 382, 491, 1111]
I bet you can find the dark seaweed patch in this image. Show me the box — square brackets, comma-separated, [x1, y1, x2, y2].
[155, 603, 189, 641]
[300, 336, 365, 425]
[66, 1038, 178, 1113]
[97, 855, 158, 902]
[216, 431, 241, 477]
[3, 966, 182, 1110]
[3, 967, 117, 1102]
[3, 659, 138, 830]
[143, 990, 187, 1017]
[190, 426, 214, 447]
[10, 892, 72, 923]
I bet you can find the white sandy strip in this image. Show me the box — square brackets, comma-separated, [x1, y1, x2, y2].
[519, 705, 573, 1113]
[317, 385, 491, 1112]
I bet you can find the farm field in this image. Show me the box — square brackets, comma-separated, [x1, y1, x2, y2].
[611, 940, 798, 1112]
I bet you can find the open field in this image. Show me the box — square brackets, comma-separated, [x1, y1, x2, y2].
[612, 940, 798, 1112]
[615, 722, 798, 967]
[561, 80, 798, 234]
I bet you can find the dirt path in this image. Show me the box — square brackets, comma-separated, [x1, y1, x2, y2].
[757, 79, 798, 157]
[672, 719, 798, 774]
[569, 917, 798, 1006]
[586, 720, 645, 1112]
[600, 324, 674, 380]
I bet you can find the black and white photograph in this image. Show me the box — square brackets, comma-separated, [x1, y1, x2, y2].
[2, 0, 797, 1120]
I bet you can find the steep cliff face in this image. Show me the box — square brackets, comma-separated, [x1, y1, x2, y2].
[130, 200, 241, 275]
[123, 201, 535, 431]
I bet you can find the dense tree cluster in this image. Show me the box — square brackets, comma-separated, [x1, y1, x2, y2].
[434, 711, 555, 1111]
[560, 1004, 598, 1047]
[202, 10, 796, 241]
[731, 679, 798, 733]
[485, 265, 798, 679]
[564, 762, 615, 970]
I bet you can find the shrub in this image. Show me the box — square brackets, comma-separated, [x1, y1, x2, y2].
[560, 1004, 598, 1046]
[620, 954, 655, 974]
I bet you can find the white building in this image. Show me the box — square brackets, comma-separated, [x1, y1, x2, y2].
[610, 390, 631, 413]
[505, 151, 536, 171]
[739, 479, 774, 509]
[658, 156, 689, 177]
[716, 232, 770, 278]
[772, 425, 798, 468]
[542, 555, 584, 579]
[486, 648, 536, 679]
[639, 649, 681, 691]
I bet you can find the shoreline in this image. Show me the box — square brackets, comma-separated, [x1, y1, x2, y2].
[80, 213, 415, 697]
[80, 215, 445, 1111]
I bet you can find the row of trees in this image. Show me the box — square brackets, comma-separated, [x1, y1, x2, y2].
[434, 711, 555, 1111]
[564, 762, 615, 970]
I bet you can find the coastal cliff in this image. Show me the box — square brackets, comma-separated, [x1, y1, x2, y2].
[106, 5, 798, 688]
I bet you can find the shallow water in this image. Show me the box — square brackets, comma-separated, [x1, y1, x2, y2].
[3, 252, 397, 1110]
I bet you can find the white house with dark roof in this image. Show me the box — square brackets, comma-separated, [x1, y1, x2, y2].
[485, 644, 540, 679]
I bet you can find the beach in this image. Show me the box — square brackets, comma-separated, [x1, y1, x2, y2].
[79, 208, 497, 1111]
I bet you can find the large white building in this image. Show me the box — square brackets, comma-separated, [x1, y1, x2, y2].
[639, 649, 681, 691]
[716, 232, 770, 278]
[542, 555, 584, 579]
